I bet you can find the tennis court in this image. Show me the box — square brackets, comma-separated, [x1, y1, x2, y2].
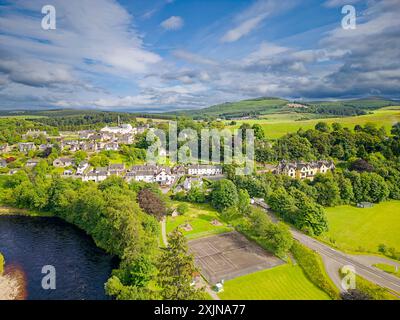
[188, 232, 284, 284]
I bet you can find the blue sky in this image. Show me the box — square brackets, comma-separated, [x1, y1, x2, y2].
[0, 0, 399, 112]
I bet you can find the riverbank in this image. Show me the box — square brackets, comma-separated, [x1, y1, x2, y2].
[0, 271, 25, 300]
[0, 206, 52, 217]
[0, 253, 25, 300]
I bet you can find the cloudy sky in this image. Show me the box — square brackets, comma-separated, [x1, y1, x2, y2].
[0, 0, 399, 112]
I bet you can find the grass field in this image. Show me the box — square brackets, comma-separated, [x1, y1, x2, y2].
[319, 201, 400, 254]
[167, 202, 232, 239]
[374, 263, 400, 278]
[218, 264, 331, 300]
[228, 107, 400, 139]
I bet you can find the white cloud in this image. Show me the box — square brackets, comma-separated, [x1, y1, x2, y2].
[324, 0, 362, 8]
[221, 15, 266, 43]
[221, 0, 297, 43]
[161, 16, 184, 30]
[0, 0, 161, 75]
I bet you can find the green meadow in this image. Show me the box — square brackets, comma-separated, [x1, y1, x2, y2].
[228, 107, 400, 139]
[319, 201, 400, 254]
[218, 264, 330, 300]
[166, 202, 232, 239]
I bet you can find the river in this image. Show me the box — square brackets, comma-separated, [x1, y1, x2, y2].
[0, 215, 117, 300]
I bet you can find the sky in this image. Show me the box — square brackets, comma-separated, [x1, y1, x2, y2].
[0, 0, 399, 112]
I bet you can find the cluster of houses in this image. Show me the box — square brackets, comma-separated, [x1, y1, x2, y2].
[15, 122, 149, 155]
[22, 129, 47, 140]
[82, 164, 223, 185]
[274, 160, 335, 181]
[60, 140, 120, 152]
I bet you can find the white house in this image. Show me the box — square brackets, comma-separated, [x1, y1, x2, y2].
[63, 169, 74, 176]
[0, 144, 10, 153]
[82, 168, 109, 182]
[155, 167, 175, 185]
[125, 169, 156, 183]
[103, 142, 119, 151]
[0, 159, 7, 168]
[19, 142, 36, 153]
[26, 159, 40, 168]
[38, 143, 54, 151]
[76, 161, 89, 175]
[183, 177, 203, 190]
[53, 158, 75, 168]
[108, 164, 125, 176]
[187, 165, 223, 176]
[23, 129, 47, 139]
[117, 134, 134, 145]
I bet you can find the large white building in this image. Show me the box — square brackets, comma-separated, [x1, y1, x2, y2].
[125, 165, 175, 185]
[100, 124, 133, 135]
[187, 165, 223, 176]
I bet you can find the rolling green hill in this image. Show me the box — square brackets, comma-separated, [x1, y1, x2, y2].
[168, 97, 289, 119]
[167, 97, 397, 120]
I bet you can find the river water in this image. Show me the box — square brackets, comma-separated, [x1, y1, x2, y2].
[0, 215, 117, 300]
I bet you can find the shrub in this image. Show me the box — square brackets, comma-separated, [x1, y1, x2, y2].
[291, 241, 340, 299]
[339, 267, 396, 300]
[138, 188, 166, 221]
[176, 203, 189, 215]
[0, 252, 4, 275]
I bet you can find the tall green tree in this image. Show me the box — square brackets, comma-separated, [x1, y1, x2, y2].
[157, 229, 205, 300]
[211, 179, 239, 211]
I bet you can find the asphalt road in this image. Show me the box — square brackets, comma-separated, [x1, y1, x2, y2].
[253, 200, 400, 296]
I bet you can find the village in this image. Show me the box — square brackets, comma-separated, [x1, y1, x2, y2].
[0, 119, 336, 191]
[0, 120, 335, 190]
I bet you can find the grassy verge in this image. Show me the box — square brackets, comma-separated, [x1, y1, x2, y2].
[0, 206, 53, 217]
[291, 241, 340, 300]
[339, 268, 398, 300]
[218, 264, 331, 300]
[373, 263, 400, 278]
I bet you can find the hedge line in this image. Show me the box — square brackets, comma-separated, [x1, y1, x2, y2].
[291, 241, 340, 300]
[339, 268, 397, 300]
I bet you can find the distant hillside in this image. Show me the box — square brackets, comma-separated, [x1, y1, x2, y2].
[0, 109, 175, 131]
[167, 97, 398, 120]
[167, 97, 289, 119]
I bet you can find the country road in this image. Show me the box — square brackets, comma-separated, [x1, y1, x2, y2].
[253, 200, 400, 296]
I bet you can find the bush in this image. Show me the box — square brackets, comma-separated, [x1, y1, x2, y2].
[138, 188, 166, 221]
[211, 179, 238, 212]
[291, 241, 340, 299]
[339, 267, 395, 300]
[176, 203, 189, 215]
[0, 252, 4, 275]
[237, 208, 293, 258]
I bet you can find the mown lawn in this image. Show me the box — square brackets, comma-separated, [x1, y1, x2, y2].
[218, 264, 331, 300]
[166, 202, 232, 239]
[228, 107, 400, 139]
[319, 201, 400, 253]
[374, 263, 400, 278]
